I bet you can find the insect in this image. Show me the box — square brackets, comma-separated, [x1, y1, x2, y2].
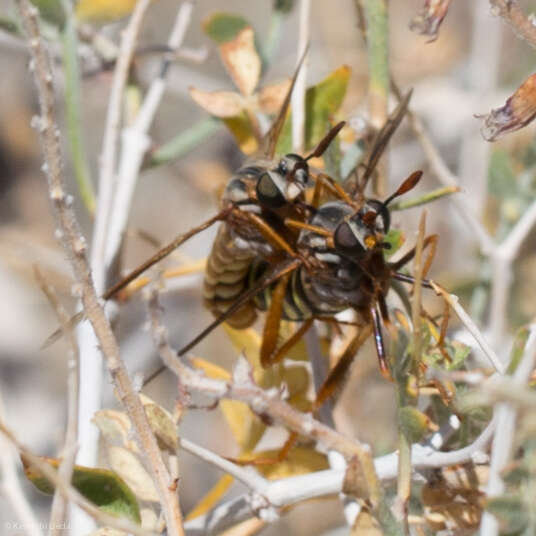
[175, 91, 422, 377]
[42, 53, 345, 349]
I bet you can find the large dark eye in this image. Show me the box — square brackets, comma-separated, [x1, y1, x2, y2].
[334, 221, 365, 255]
[366, 200, 390, 233]
[256, 171, 286, 208]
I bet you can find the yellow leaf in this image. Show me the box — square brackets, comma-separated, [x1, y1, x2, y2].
[189, 88, 245, 118]
[191, 356, 265, 451]
[186, 474, 234, 520]
[222, 113, 259, 155]
[351, 509, 382, 536]
[254, 446, 328, 480]
[107, 446, 159, 503]
[219, 27, 261, 97]
[76, 0, 154, 23]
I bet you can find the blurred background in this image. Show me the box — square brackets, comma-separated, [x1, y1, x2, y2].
[1, 0, 535, 533]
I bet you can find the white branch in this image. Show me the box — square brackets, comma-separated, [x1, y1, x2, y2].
[480, 324, 536, 535]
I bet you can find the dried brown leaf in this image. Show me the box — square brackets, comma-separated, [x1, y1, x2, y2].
[189, 88, 245, 118]
[219, 27, 261, 96]
[351, 509, 382, 536]
[410, 0, 452, 42]
[257, 79, 292, 114]
[479, 73, 536, 141]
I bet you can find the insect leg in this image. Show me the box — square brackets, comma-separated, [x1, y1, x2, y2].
[242, 211, 298, 257]
[104, 210, 227, 300]
[313, 324, 373, 410]
[262, 318, 313, 369]
[178, 258, 301, 356]
[370, 306, 392, 380]
[389, 234, 438, 272]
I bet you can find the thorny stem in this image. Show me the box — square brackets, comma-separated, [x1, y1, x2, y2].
[15, 2, 184, 535]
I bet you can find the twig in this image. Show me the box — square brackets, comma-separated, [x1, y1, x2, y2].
[0, 394, 42, 536]
[15, 3, 184, 535]
[362, 0, 389, 196]
[489, 0, 536, 50]
[105, 0, 195, 269]
[480, 324, 536, 535]
[33, 267, 80, 536]
[431, 283, 505, 373]
[75, 0, 153, 506]
[179, 437, 268, 493]
[401, 98, 495, 255]
[183, 420, 496, 534]
[291, 0, 310, 153]
[93, 0, 152, 290]
[0, 419, 155, 536]
[60, 0, 95, 215]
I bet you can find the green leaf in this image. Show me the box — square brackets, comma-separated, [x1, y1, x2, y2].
[22, 456, 141, 524]
[276, 66, 351, 154]
[0, 16, 19, 34]
[273, 0, 295, 13]
[203, 12, 249, 44]
[507, 326, 530, 375]
[383, 229, 405, 258]
[399, 406, 429, 443]
[340, 141, 365, 181]
[30, 0, 65, 28]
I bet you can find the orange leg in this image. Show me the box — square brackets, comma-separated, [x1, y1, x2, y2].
[314, 324, 373, 411]
[242, 211, 297, 258]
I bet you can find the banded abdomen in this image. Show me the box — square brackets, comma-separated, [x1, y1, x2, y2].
[203, 224, 258, 329]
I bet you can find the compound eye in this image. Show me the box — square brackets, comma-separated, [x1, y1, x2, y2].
[256, 171, 286, 208]
[334, 221, 365, 255]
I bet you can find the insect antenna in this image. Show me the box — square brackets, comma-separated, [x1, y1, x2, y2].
[304, 121, 346, 161]
[353, 89, 413, 196]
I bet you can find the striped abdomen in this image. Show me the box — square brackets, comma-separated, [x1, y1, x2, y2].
[203, 224, 258, 329]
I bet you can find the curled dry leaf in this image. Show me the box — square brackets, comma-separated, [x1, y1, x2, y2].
[108, 446, 160, 503]
[409, 0, 452, 42]
[219, 27, 261, 97]
[479, 73, 536, 142]
[189, 88, 245, 118]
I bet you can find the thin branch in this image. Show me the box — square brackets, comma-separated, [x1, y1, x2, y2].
[76, 0, 153, 505]
[431, 283, 505, 374]
[0, 394, 42, 536]
[33, 267, 80, 536]
[179, 437, 269, 493]
[490, 0, 536, 50]
[183, 420, 496, 535]
[105, 0, 195, 268]
[400, 98, 495, 256]
[480, 323, 536, 535]
[146, 289, 383, 494]
[15, 3, 184, 535]
[0, 419, 155, 536]
[291, 0, 310, 153]
[93, 0, 152, 290]
[362, 0, 389, 196]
